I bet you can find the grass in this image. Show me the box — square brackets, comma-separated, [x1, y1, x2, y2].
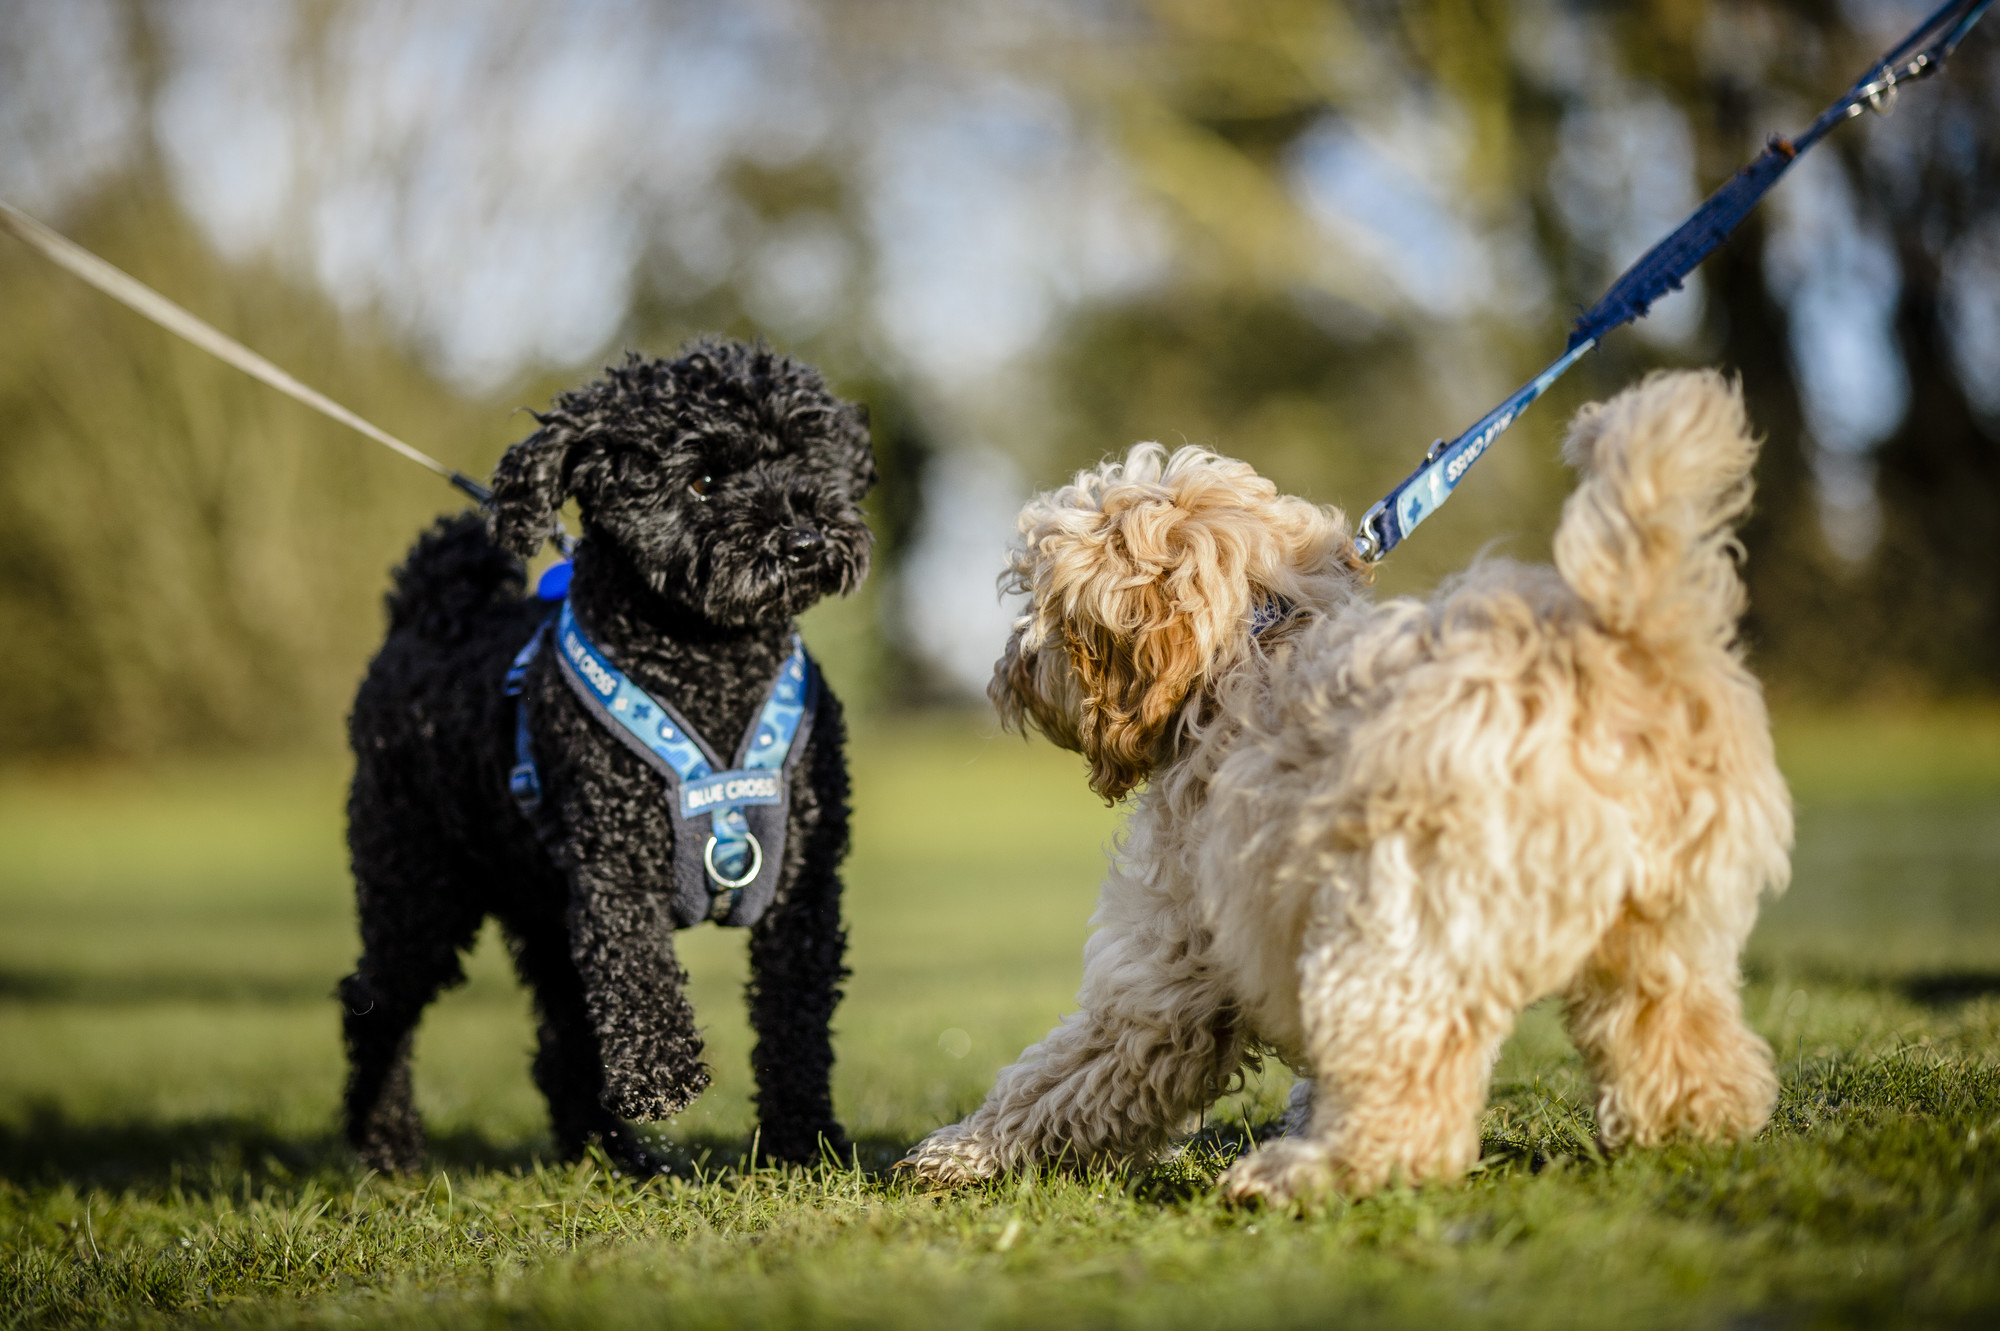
[2, 707, 1999, 1328]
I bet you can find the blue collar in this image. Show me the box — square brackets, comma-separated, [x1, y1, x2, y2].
[1250, 593, 1295, 637]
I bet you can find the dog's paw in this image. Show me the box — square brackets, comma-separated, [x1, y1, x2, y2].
[758, 1124, 853, 1167]
[595, 1124, 673, 1179]
[896, 1123, 1007, 1186]
[349, 1109, 427, 1176]
[1218, 1138, 1339, 1208]
[598, 1064, 706, 1124]
[599, 1084, 686, 1123]
[353, 1134, 426, 1177]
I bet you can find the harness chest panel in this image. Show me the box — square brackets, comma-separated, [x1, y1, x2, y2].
[506, 603, 818, 931]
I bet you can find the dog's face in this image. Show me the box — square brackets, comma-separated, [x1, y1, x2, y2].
[993, 444, 1362, 801]
[489, 340, 874, 624]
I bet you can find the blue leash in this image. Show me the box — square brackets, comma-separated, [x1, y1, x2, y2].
[1351, 0, 1993, 563]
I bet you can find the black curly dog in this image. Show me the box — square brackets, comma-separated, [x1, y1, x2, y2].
[339, 339, 874, 1175]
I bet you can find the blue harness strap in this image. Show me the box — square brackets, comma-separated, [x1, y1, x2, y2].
[503, 621, 552, 815]
[505, 593, 818, 929]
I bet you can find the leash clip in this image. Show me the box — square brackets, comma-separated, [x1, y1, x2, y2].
[1352, 495, 1393, 564]
[1351, 515, 1385, 564]
[1861, 69, 1904, 116]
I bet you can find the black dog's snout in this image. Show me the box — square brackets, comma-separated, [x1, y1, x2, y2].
[784, 527, 825, 562]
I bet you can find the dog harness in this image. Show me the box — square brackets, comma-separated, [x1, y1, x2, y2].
[504, 587, 818, 930]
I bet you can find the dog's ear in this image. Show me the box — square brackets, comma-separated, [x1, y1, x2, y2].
[1064, 579, 1212, 802]
[1001, 443, 1348, 802]
[488, 419, 578, 559]
[1000, 443, 1360, 799]
[988, 592, 1181, 804]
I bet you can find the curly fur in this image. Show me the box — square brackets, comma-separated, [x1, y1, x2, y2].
[342, 338, 873, 1175]
[903, 370, 1792, 1204]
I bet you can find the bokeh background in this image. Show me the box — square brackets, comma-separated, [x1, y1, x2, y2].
[3, 0, 1998, 756]
[4, 9, 2000, 1324]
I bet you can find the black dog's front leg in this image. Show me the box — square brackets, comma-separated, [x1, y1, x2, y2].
[746, 696, 852, 1164]
[540, 683, 712, 1127]
[564, 866, 709, 1123]
[501, 891, 670, 1176]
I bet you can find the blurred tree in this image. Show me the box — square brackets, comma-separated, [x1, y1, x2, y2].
[0, 174, 505, 754]
[1029, 0, 2000, 694]
[2, 0, 1995, 763]
[1599, 0, 2000, 695]
[1028, 0, 1602, 593]
[1859, 71, 2000, 695]
[0, 0, 945, 753]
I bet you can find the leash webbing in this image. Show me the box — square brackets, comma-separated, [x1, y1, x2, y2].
[1351, 0, 1993, 562]
[0, 200, 494, 506]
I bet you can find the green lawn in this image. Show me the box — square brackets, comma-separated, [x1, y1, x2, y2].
[3, 709, 1999, 1328]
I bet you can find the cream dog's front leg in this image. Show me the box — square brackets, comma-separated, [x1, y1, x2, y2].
[902, 861, 1244, 1183]
[1218, 920, 1512, 1205]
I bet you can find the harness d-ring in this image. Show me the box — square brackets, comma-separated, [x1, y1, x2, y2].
[703, 832, 762, 889]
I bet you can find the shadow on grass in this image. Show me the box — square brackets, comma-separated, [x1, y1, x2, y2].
[0, 1103, 543, 1193]
[1130, 1112, 1601, 1205]
[0, 1104, 924, 1195]
[631, 1129, 921, 1180]
[1744, 959, 2000, 1009]
[0, 967, 336, 1005]
[1897, 970, 2000, 1006]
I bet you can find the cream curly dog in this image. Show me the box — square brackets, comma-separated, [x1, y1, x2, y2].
[902, 370, 1792, 1205]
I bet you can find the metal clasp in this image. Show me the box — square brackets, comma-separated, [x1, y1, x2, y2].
[703, 832, 763, 890]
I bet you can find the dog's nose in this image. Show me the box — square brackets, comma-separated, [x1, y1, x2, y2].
[784, 527, 825, 562]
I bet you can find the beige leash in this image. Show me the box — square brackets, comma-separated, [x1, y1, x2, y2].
[0, 199, 493, 502]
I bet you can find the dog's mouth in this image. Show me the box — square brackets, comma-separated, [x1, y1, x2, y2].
[652, 522, 870, 624]
[745, 548, 850, 599]
[993, 635, 1087, 750]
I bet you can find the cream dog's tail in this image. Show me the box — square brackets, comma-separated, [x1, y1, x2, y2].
[1552, 369, 1759, 653]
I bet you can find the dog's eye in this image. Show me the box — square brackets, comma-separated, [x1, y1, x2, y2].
[688, 475, 712, 500]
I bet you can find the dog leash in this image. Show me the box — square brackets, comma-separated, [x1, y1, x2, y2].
[1350, 0, 1992, 563]
[0, 200, 497, 507]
